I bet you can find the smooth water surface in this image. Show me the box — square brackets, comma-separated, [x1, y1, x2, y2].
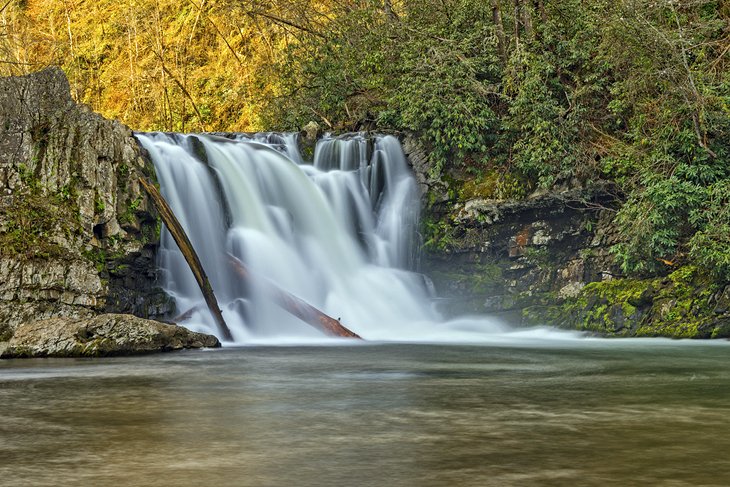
[2, 342, 729, 486]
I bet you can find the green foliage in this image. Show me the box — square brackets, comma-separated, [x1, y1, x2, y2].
[421, 215, 455, 252]
[4, 0, 730, 285]
[688, 181, 730, 282]
[504, 1, 608, 187]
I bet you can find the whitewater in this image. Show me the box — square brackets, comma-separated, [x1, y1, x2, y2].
[136, 132, 584, 345]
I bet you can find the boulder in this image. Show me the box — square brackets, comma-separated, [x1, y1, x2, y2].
[0, 314, 220, 358]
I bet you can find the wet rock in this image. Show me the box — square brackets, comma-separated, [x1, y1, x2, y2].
[0, 314, 220, 358]
[402, 133, 448, 201]
[302, 121, 320, 141]
[712, 286, 730, 315]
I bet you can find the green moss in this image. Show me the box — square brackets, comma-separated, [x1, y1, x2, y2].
[55, 183, 76, 203]
[139, 219, 162, 245]
[94, 195, 105, 213]
[711, 321, 730, 339]
[120, 196, 145, 225]
[458, 170, 528, 201]
[0, 323, 13, 342]
[531, 266, 728, 338]
[17, 163, 41, 193]
[82, 248, 106, 273]
[0, 191, 79, 261]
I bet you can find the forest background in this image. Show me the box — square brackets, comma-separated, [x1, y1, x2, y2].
[1, 0, 729, 284]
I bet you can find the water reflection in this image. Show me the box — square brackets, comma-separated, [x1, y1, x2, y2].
[1, 344, 730, 486]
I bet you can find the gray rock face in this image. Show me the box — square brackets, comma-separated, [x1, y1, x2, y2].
[0, 314, 220, 358]
[420, 188, 621, 320]
[402, 133, 449, 202]
[0, 67, 173, 334]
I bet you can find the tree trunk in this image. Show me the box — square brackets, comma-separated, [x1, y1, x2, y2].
[522, 0, 533, 39]
[227, 254, 362, 339]
[513, 0, 521, 47]
[139, 177, 234, 342]
[491, 0, 507, 62]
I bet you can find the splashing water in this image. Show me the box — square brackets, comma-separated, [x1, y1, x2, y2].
[136, 132, 570, 344]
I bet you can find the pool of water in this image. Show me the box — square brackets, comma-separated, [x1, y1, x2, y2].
[1, 340, 729, 486]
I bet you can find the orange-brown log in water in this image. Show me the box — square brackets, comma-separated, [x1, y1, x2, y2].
[227, 254, 362, 339]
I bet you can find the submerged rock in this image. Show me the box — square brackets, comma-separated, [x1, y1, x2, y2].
[0, 314, 220, 358]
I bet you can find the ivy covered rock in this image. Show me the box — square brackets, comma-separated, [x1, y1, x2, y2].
[525, 267, 730, 339]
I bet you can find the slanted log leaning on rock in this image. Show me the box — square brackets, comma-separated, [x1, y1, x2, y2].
[139, 177, 234, 342]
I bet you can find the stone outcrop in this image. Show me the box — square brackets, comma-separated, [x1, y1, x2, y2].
[0, 314, 220, 358]
[529, 266, 730, 339]
[420, 188, 620, 320]
[412, 149, 730, 338]
[0, 67, 172, 330]
[0, 67, 194, 357]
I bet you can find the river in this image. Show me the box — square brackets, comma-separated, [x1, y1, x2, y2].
[2, 339, 729, 486]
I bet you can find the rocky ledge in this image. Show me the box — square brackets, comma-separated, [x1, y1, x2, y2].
[0, 314, 220, 358]
[0, 67, 209, 357]
[0, 67, 173, 329]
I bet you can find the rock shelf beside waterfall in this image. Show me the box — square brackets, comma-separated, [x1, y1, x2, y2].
[0, 67, 188, 357]
[0, 314, 220, 358]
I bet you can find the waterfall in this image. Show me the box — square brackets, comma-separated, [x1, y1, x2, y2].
[136, 132, 443, 343]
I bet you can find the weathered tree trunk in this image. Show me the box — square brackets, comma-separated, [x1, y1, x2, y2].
[491, 0, 507, 62]
[139, 177, 234, 342]
[522, 1, 533, 39]
[227, 254, 362, 339]
[536, 0, 547, 22]
[513, 0, 521, 47]
[173, 304, 202, 323]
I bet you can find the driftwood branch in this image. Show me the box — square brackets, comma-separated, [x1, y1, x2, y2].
[227, 254, 361, 339]
[139, 177, 233, 342]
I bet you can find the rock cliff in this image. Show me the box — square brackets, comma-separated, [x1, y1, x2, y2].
[421, 187, 619, 319]
[0, 67, 214, 356]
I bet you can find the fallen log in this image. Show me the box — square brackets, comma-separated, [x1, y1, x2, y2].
[227, 253, 362, 339]
[139, 177, 234, 342]
[172, 304, 202, 323]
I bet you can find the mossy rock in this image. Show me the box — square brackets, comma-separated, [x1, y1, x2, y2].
[527, 266, 727, 338]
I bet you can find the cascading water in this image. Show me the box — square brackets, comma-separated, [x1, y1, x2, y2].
[137, 132, 567, 344]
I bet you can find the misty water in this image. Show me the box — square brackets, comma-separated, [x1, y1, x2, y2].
[2, 341, 730, 486]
